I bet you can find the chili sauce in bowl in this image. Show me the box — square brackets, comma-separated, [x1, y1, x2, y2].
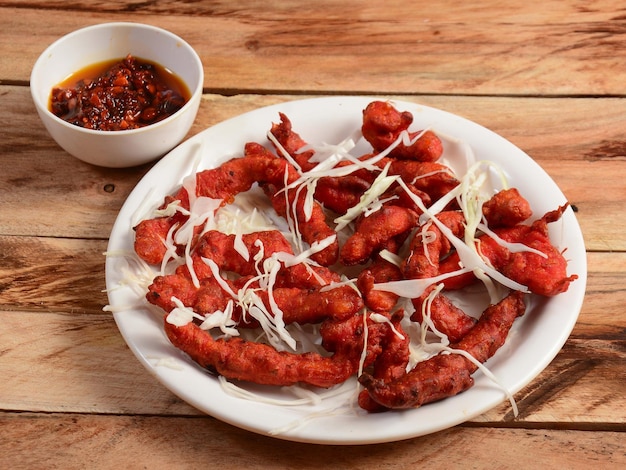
[50, 55, 191, 131]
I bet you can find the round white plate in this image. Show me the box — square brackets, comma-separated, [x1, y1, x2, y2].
[106, 97, 587, 445]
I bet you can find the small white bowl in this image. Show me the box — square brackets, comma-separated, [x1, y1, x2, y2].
[30, 22, 203, 168]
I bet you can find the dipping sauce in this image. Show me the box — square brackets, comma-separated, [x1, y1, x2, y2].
[49, 54, 190, 131]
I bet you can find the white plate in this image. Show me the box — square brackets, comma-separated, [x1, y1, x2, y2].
[106, 97, 587, 445]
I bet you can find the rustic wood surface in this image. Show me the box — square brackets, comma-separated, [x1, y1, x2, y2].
[0, 1, 624, 468]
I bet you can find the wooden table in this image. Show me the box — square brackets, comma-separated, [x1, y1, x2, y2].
[1, 1, 624, 468]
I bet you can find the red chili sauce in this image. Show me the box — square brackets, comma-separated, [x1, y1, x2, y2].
[49, 54, 191, 131]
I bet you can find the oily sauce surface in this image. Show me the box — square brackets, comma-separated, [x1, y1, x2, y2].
[49, 54, 191, 131]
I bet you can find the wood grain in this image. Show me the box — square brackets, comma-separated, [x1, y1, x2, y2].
[1, 1, 625, 466]
[3, 2, 626, 95]
[0, 236, 108, 313]
[0, 413, 623, 469]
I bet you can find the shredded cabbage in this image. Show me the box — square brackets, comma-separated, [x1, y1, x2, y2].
[334, 162, 399, 231]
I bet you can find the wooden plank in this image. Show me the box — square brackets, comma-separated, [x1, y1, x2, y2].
[0, 311, 199, 416]
[0, 251, 623, 422]
[0, 236, 109, 313]
[3, 0, 625, 23]
[3, 2, 626, 95]
[572, 251, 626, 338]
[0, 413, 624, 469]
[480, 337, 626, 424]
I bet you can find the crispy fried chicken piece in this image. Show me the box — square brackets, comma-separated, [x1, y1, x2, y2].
[194, 153, 297, 203]
[134, 153, 290, 264]
[147, 266, 227, 315]
[357, 259, 403, 312]
[197, 230, 293, 276]
[482, 188, 532, 228]
[145, 230, 291, 317]
[134, 217, 179, 265]
[411, 286, 477, 342]
[401, 211, 476, 340]
[261, 179, 339, 266]
[403, 210, 465, 280]
[165, 309, 405, 389]
[409, 205, 576, 297]
[362, 101, 413, 149]
[383, 183, 432, 215]
[362, 101, 444, 162]
[435, 251, 475, 290]
[146, 229, 358, 324]
[330, 154, 459, 205]
[314, 174, 372, 215]
[320, 314, 381, 366]
[269, 112, 316, 171]
[273, 261, 341, 289]
[340, 205, 419, 266]
[357, 311, 411, 412]
[387, 159, 460, 202]
[321, 311, 409, 377]
[479, 204, 578, 296]
[255, 285, 364, 324]
[165, 319, 358, 388]
[243, 141, 276, 158]
[358, 290, 526, 409]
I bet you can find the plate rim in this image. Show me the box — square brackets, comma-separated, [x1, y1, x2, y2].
[106, 96, 587, 445]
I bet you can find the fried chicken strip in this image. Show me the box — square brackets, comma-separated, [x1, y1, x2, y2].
[357, 311, 411, 412]
[411, 285, 477, 343]
[357, 259, 403, 313]
[482, 187, 532, 228]
[358, 290, 526, 409]
[269, 112, 316, 171]
[165, 309, 403, 388]
[478, 204, 577, 296]
[164, 319, 358, 388]
[340, 205, 418, 266]
[362, 101, 443, 162]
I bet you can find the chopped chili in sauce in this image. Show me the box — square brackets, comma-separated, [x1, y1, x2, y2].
[49, 54, 190, 131]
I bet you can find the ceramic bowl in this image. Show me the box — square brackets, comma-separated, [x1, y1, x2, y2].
[30, 22, 203, 168]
